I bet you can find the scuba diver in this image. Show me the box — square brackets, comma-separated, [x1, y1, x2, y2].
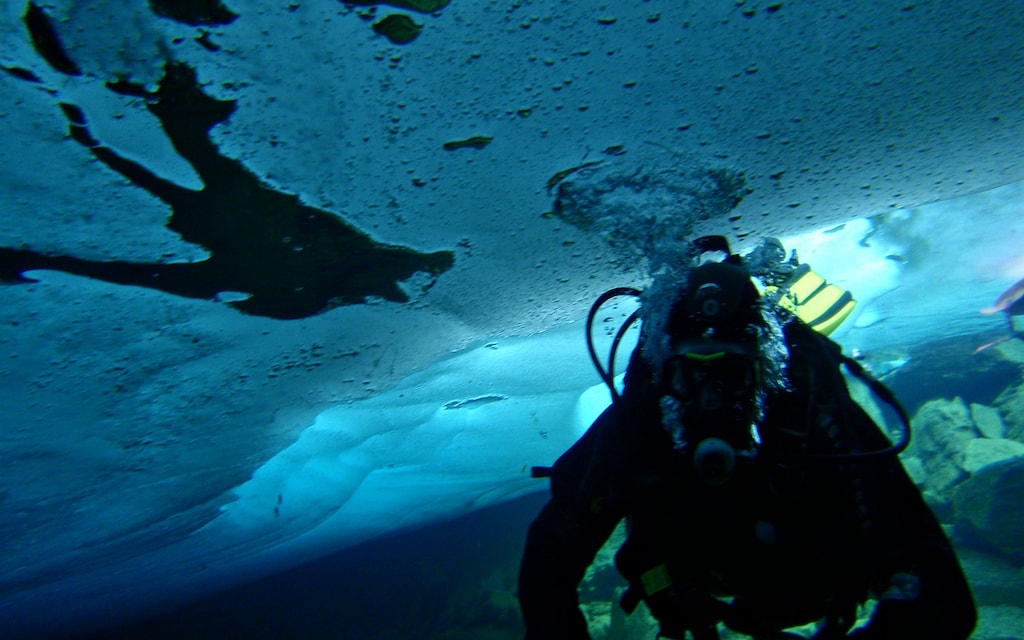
[518, 237, 976, 639]
[977, 275, 1024, 352]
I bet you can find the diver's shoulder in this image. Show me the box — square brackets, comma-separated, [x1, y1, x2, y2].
[782, 316, 841, 351]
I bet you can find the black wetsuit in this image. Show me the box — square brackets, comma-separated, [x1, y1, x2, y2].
[519, 321, 976, 640]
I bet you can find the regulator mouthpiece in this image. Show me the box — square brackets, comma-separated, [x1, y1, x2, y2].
[693, 437, 737, 485]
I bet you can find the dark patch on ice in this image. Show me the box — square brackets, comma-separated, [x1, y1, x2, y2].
[1, 66, 41, 82]
[195, 31, 222, 52]
[23, 3, 81, 76]
[443, 395, 508, 410]
[345, 0, 452, 14]
[148, 0, 239, 26]
[372, 13, 423, 45]
[0, 259, 36, 284]
[0, 63, 454, 319]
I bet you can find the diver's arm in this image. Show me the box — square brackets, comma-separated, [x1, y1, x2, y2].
[519, 498, 618, 639]
[518, 404, 633, 639]
[851, 458, 976, 640]
[801, 326, 976, 640]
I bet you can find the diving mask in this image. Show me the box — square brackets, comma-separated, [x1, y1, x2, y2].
[662, 342, 759, 408]
[661, 342, 761, 486]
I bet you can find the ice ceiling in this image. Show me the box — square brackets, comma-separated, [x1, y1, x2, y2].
[1, 0, 1023, 636]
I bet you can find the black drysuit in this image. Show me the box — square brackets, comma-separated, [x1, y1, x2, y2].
[519, 321, 976, 639]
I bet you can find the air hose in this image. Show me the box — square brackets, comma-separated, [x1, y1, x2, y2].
[585, 287, 642, 403]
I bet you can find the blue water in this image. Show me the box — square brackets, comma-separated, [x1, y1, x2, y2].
[84, 330, 1024, 640]
[87, 493, 547, 640]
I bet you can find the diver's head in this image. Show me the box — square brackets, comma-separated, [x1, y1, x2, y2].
[744, 237, 796, 287]
[660, 261, 765, 484]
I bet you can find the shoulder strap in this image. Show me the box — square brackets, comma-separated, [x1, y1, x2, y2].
[766, 322, 910, 463]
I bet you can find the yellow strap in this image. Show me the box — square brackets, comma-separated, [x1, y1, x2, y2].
[809, 298, 857, 336]
[640, 564, 673, 596]
[765, 266, 856, 336]
[788, 268, 826, 304]
[684, 351, 727, 363]
[776, 268, 857, 336]
[794, 283, 842, 321]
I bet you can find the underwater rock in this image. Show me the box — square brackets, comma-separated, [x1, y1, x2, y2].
[971, 402, 1007, 439]
[994, 381, 1024, 442]
[992, 338, 1024, 365]
[910, 396, 979, 493]
[953, 457, 1024, 563]
[957, 548, 1024, 608]
[973, 605, 1024, 640]
[372, 13, 422, 45]
[900, 456, 927, 486]
[961, 438, 1024, 474]
[605, 588, 660, 639]
[581, 600, 613, 639]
